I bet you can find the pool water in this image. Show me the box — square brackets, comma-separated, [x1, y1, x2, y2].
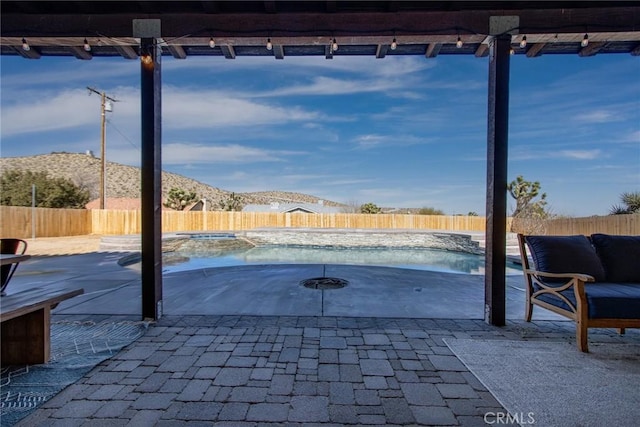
[162, 245, 522, 275]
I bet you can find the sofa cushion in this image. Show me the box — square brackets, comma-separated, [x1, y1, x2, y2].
[590, 234, 640, 282]
[534, 282, 640, 319]
[525, 235, 606, 282]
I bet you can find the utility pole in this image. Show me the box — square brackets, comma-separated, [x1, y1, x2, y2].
[87, 87, 118, 209]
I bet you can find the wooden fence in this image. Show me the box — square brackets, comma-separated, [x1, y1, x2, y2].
[1, 206, 637, 238]
[0, 206, 91, 238]
[543, 214, 640, 236]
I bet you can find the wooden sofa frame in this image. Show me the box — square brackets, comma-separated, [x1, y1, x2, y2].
[517, 234, 640, 352]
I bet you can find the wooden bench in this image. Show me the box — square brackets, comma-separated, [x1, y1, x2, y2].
[1, 287, 84, 365]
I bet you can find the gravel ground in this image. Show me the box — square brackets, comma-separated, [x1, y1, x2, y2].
[23, 235, 103, 255]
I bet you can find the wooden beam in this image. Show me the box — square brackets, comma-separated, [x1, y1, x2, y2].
[325, 45, 333, 59]
[220, 44, 236, 59]
[579, 41, 606, 57]
[13, 45, 40, 59]
[167, 44, 187, 59]
[485, 34, 511, 327]
[273, 44, 284, 59]
[525, 42, 546, 57]
[69, 45, 92, 60]
[375, 44, 388, 58]
[140, 38, 163, 321]
[114, 45, 138, 59]
[264, 1, 276, 13]
[425, 43, 441, 58]
[475, 43, 489, 57]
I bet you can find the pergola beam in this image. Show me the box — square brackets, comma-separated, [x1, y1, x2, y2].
[425, 43, 441, 58]
[376, 44, 388, 58]
[114, 45, 138, 59]
[220, 45, 236, 59]
[273, 44, 284, 59]
[579, 42, 606, 57]
[525, 42, 546, 58]
[69, 45, 92, 60]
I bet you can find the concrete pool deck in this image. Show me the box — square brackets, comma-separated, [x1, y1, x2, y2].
[10, 251, 553, 320]
[5, 251, 640, 426]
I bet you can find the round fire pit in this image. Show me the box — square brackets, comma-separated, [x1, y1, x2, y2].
[301, 277, 349, 290]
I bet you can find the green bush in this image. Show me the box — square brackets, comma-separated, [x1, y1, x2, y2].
[1, 170, 90, 209]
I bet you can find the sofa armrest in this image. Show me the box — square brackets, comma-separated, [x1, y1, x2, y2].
[523, 269, 595, 283]
[523, 268, 594, 316]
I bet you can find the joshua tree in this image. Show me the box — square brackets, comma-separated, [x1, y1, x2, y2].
[360, 202, 382, 214]
[508, 175, 548, 233]
[164, 187, 198, 211]
[610, 191, 640, 214]
[218, 192, 244, 211]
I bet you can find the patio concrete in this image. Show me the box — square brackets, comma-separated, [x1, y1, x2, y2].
[5, 252, 640, 426]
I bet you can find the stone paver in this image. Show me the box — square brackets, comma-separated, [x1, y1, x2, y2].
[14, 315, 640, 426]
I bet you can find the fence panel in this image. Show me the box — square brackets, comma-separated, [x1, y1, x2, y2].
[0, 206, 90, 238]
[4, 206, 636, 238]
[543, 215, 640, 235]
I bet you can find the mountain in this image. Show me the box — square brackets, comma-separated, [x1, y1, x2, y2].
[0, 152, 344, 210]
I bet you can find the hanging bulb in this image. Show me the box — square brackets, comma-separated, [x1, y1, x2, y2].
[266, 38, 272, 50]
[390, 38, 397, 50]
[332, 38, 338, 51]
[510, 48, 515, 55]
[581, 33, 589, 47]
[209, 38, 216, 48]
[83, 38, 91, 52]
[519, 35, 527, 48]
[21, 38, 30, 51]
[456, 36, 463, 48]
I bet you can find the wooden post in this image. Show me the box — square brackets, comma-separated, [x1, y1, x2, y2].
[140, 37, 163, 320]
[484, 34, 511, 326]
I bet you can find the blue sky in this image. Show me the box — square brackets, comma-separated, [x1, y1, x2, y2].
[1, 52, 638, 216]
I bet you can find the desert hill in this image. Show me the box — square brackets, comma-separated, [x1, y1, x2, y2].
[0, 153, 344, 210]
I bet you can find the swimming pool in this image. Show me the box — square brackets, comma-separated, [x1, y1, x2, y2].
[162, 244, 522, 275]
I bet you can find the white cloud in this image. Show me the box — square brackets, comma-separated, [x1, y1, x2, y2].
[161, 142, 302, 164]
[0, 88, 98, 137]
[558, 149, 603, 160]
[162, 86, 322, 128]
[573, 109, 621, 124]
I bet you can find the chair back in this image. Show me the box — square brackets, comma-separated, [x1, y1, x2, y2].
[1, 238, 28, 293]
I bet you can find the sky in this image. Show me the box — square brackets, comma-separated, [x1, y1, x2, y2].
[1, 51, 638, 217]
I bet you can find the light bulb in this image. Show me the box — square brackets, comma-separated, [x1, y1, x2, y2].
[510, 48, 515, 55]
[581, 33, 589, 47]
[332, 38, 338, 51]
[21, 38, 30, 51]
[209, 38, 215, 48]
[519, 35, 527, 48]
[83, 38, 91, 52]
[390, 38, 397, 50]
[266, 38, 272, 50]
[456, 36, 463, 48]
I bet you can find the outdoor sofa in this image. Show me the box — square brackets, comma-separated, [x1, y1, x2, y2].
[517, 233, 640, 352]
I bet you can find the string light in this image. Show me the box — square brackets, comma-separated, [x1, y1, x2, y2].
[332, 38, 339, 51]
[510, 48, 515, 55]
[83, 38, 91, 52]
[581, 33, 589, 47]
[456, 36, 463, 48]
[21, 38, 30, 51]
[390, 37, 397, 50]
[209, 38, 215, 48]
[519, 35, 527, 48]
[266, 38, 272, 50]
